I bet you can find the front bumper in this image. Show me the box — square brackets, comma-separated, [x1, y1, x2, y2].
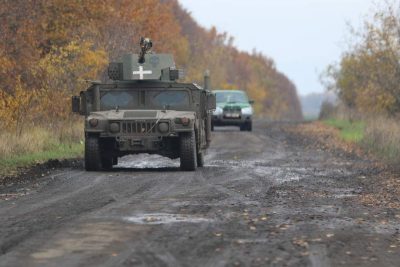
[212, 115, 252, 126]
[115, 135, 172, 152]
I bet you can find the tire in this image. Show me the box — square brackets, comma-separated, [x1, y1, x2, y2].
[211, 123, 215, 131]
[112, 157, 118, 166]
[101, 155, 113, 171]
[85, 136, 102, 171]
[240, 124, 246, 131]
[247, 121, 253, 132]
[180, 131, 197, 171]
[197, 151, 204, 167]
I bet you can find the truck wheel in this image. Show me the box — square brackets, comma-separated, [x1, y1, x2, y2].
[85, 136, 102, 171]
[180, 131, 197, 171]
[101, 155, 113, 171]
[113, 157, 118, 166]
[247, 121, 253, 132]
[240, 124, 246, 131]
[197, 151, 204, 167]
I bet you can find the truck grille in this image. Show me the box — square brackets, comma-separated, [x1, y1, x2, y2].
[223, 106, 241, 112]
[223, 106, 242, 119]
[121, 121, 156, 134]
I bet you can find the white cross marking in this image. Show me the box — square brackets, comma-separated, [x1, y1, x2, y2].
[132, 66, 152, 80]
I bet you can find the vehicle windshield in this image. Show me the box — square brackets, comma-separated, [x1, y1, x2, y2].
[215, 91, 248, 103]
[147, 90, 190, 109]
[99, 89, 190, 110]
[100, 91, 139, 110]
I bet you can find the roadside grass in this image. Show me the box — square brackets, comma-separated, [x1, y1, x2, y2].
[323, 119, 365, 143]
[0, 123, 83, 176]
[323, 116, 400, 165]
[362, 116, 400, 164]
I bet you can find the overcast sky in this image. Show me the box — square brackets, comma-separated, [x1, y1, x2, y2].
[179, 0, 377, 95]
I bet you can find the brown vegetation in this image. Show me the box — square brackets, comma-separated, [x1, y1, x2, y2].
[323, 2, 400, 116]
[321, 1, 400, 167]
[0, 0, 302, 134]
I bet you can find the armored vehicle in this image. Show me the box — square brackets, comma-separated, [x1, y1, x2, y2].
[72, 38, 216, 171]
[212, 90, 254, 131]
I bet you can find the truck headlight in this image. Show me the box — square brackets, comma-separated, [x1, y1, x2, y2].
[241, 107, 253, 115]
[213, 107, 223, 115]
[89, 118, 99, 127]
[158, 122, 169, 133]
[174, 118, 191, 126]
[109, 122, 120, 133]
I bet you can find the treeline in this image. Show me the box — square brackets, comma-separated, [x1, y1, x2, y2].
[323, 2, 400, 116]
[0, 0, 302, 135]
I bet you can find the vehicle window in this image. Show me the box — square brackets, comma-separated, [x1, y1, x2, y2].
[148, 90, 190, 108]
[216, 91, 248, 103]
[100, 91, 139, 110]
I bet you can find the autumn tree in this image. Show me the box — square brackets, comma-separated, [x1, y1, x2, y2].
[0, 0, 303, 135]
[324, 1, 400, 115]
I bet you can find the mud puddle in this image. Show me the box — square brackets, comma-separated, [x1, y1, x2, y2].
[124, 213, 212, 225]
[117, 154, 180, 169]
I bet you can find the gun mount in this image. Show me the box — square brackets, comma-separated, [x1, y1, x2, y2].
[139, 37, 153, 64]
[108, 37, 181, 82]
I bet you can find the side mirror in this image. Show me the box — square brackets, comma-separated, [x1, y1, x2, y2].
[72, 96, 80, 113]
[207, 93, 216, 110]
[249, 100, 255, 105]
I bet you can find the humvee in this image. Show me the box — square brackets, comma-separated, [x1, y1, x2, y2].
[72, 38, 216, 171]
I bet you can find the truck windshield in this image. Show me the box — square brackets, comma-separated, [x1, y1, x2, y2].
[100, 91, 139, 110]
[99, 89, 190, 110]
[216, 91, 248, 103]
[147, 90, 190, 109]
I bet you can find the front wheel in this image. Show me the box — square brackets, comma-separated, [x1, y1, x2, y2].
[180, 131, 197, 171]
[85, 136, 102, 171]
[197, 151, 204, 167]
[247, 121, 252, 132]
[101, 155, 113, 171]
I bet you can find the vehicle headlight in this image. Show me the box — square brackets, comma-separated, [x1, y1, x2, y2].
[241, 107, 253, 115]
[89, 118, 99, 127]
[109, 122, 120, 133]
[158, 122, 169, 133]
[213, 107, 223, 115]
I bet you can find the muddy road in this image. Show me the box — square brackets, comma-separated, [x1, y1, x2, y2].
[0, 121, 399, 266]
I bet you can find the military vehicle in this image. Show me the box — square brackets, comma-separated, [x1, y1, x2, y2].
[72, 38, 216, 171]
[212, 90, 254, 131]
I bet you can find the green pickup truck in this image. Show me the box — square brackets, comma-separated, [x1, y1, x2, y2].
[212, 90, 254, 131]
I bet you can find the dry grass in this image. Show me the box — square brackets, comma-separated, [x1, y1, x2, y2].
[0, 121, 84, 175]
[362, 116, 400, 164]
[0, 122, 83, 159]
[322, 104, 400, 165]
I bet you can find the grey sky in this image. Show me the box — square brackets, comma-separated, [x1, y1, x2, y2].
[179, 0, 376, 95]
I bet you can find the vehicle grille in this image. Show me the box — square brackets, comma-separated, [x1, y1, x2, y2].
[121, 121, 156, 134]
[223, 106, 241, 112]
[223, 106, 242, 119]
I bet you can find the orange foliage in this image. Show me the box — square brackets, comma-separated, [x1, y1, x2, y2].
[0, 0, 302, 134]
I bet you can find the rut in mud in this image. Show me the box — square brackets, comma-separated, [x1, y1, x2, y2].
[0, 121, 399, 267]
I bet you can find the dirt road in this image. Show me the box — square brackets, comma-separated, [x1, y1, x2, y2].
[0, 121, 399, 266]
